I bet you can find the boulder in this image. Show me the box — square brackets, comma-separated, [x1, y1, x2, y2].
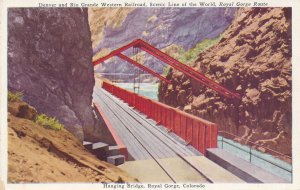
[8, 8, 110, 142]
[8, 101, 38, 121]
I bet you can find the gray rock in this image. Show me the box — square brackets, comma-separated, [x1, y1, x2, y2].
[8, 8, 109, 142]
[92, 8, 236, 79]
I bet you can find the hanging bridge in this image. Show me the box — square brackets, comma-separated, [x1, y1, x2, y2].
[93, 39, 241, 99]
[90, 39, 288, 183]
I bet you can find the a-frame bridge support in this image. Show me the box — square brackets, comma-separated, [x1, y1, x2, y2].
[93, 39, 241, 99]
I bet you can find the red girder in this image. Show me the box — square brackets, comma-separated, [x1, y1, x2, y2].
[93, 39, 241, 99]
[93, 39, 140, 66]
[117, 53, 171, 84]
[137, 39, 241, 99]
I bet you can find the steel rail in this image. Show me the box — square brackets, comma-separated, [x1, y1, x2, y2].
[218, 139, 291, 173]
[95, 91, 178, 183]
[99, 86, 213, 183]
[218, 131, 292, 161]
[97, 85, 197, 156]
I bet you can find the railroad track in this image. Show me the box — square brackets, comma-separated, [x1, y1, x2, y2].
[94, 86, 213, 183]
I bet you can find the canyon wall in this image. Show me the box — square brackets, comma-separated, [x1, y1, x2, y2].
[159, 8, 292, 156]
[8, 8, 111, 142]
[89, 8, 236, 78]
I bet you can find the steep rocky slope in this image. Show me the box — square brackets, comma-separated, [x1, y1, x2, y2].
[8, 8, 112, 142]
[8, 100, 137, 183]
[89, 8, 236, 77]
[159, 8, 292, 156]
[88, 8, 134, 50]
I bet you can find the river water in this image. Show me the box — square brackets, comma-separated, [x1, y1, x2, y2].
[115, 82, 159, 100]
[217, 136, 292, 182]
[115, 82, 292, 182]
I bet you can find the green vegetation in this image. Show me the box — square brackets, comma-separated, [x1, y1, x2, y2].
[178, 35, 223, 65]
[162, 66, 171, 77]
[35, 114, 64, 131]
[8, 90, 63, 131]
[8, 91, 23, 102]
[158, 35, 223, 99]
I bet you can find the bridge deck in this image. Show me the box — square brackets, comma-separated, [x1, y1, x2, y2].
[93, 84, 201, 161]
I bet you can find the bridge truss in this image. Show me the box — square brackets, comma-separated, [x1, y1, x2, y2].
[93, 39, 241, 99]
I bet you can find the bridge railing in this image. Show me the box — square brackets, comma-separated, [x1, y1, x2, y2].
[102, 81, 218, 155]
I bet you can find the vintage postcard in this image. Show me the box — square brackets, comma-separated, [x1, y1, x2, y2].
[0, 0, 299, 189]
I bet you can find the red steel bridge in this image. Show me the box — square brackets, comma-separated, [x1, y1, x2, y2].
[92, 38, 241, 157]
[90, 39, 289, 183]
[92, 39, 242, 182]
[93, 39, 241, 99]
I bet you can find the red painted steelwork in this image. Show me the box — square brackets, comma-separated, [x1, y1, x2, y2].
[117, 53, 171, 84]
[93, 39, 241, 99]
[137, 39, 240, 99]
[102, 81, 218, 155]
[93, 101, 128, 160]
[93, 39, 141, 66]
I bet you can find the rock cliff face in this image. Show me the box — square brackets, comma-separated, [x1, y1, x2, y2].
[8, 8, 108, 142]
[90, 8, 236, 78]
[159, 8, 292, 156]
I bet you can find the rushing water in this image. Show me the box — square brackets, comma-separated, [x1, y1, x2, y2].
[115, 82, 292, 182]
[217, 136, 292, 182]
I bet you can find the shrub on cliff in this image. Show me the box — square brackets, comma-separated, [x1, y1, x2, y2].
[8, 91, 23, 102]
[35, 114, 64, 131]
[179, 35, 222, 64]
